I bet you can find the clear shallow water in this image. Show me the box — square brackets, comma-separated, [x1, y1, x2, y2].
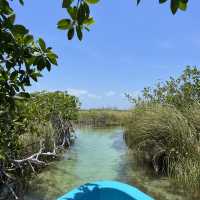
[25, 127, 197, 200]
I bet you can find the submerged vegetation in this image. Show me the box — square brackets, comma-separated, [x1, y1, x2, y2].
[125, 66, 200, 190]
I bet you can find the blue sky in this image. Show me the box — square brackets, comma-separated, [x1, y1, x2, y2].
[12, 0, 200, 109]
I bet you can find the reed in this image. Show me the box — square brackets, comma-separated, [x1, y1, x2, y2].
[77, 109, 131, 126]
[125, 103, 200, 189]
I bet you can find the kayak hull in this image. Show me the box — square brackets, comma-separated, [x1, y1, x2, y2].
[57, 181, 154, 200]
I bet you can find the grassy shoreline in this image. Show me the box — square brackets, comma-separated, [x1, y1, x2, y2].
[124, 67, 200, 190]
[76, 109, 131, 127]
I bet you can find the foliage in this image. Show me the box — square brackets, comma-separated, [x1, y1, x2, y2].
[58, 0, 98, 40]
[0, 91, 79, 199]
[137, 0, 189, 14]
[15, 91, 79, 156]
[125, 103, 196, 167]
[125, 102, 200, 189]
[125, 67, 200, 189]
[128, 66, 200, 109]
[0, 0, 58, 109]
[1, 91, 80, 159]
[58, 0, 190, 40]
[77, 109, 130, 126]
[27, 91, 79, 122]
[182, 103, 200, 138]
[0, 0, 193, 197]
[0, 0, 192, 114]
[0, 0, 59, 166]
[0, 1, 88, 197]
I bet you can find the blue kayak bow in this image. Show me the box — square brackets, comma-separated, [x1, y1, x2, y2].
[57, 180, 154, 200]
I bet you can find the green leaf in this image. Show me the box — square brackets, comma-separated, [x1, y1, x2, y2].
[179, 1, 187, 10]
[30, 72, 42, 82]
[12, 24, 29, 35]
[6, 61, 13, 71]
[85, 27, 90, 32]
[10, 71, 18, 81]
[19, 0, 24, 5]
[83, 2, 90, 18]
[159, 0, 168, 3]
[34, 56, 46, 70]
[7, 13, 16, 25]
[1, 71, 8, 80]
[24, 34, 34, 44]
[67, 7, 77, 20]
[68, 28, 75, 40]
[83, 17, 95, 26]
[62, 0, 73, 8]
[76, 26, 83, 41]
[85, 0, 100, 4]
[77, 4, 86, 24]
[19, 92, 30, 98]
[47, 53, 58, 65]
[57, 19, 71, 30]
[45, 60, 51, 71]
[38, 38, 46, 51]
[171, 0, 179, 14]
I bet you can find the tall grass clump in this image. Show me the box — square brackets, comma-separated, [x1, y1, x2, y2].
[125, 103, 200, 189]
[125, 66, 200, 189]
[182, 102, 200, 140]
[171, 156, 200, 189]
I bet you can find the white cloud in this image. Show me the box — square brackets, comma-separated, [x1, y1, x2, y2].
[105, 91, 116, 97]
[66, 88, 133, 109]
[67, 88, 140, 105]
[67, 88, 88, 97]
[87, 94, 102, 99]
[67, 88, 102, 99]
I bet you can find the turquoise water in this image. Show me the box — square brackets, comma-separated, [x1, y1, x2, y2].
[25, 127, 197, 200]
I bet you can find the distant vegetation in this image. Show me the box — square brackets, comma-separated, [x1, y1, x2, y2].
[125, 66, 200, 189]
[76, 109, 131, 127]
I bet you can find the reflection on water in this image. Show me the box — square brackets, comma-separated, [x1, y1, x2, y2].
[25, 127, 196, 200]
